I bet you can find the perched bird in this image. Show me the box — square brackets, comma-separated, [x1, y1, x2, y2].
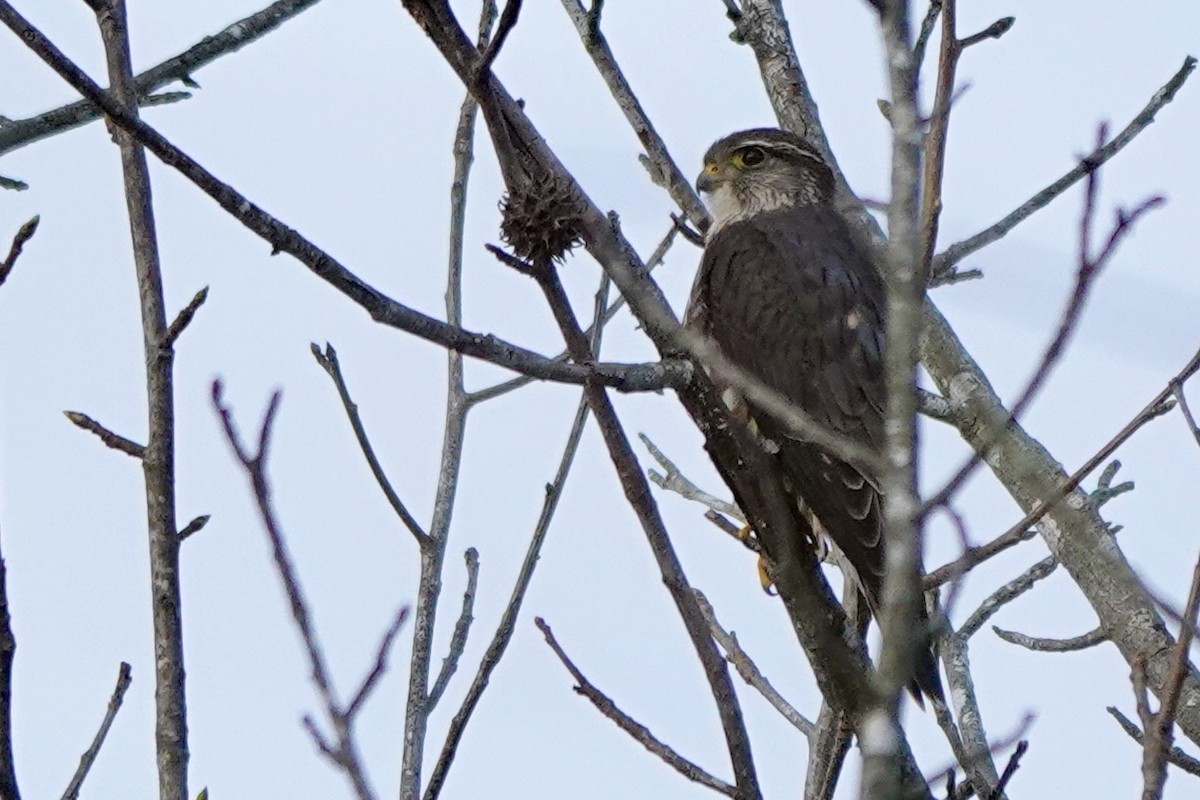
[686, 127, 943, 703]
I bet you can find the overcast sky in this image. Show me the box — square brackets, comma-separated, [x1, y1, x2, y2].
[2, 1, 1199, 798]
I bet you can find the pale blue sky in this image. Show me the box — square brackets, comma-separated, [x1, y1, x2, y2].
[1, 1, 1199, 798]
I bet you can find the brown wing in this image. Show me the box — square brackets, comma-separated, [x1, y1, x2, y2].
[693, 203, 944, 702]
[695, 204, 888, 607]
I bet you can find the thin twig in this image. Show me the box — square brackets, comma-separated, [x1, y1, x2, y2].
[346, 606, 411, 720]
[63, 411, 145, 458]
[424, 272, 607, 800]
[924, 711, 1034, 793]
[0, 5, 689, 396]
[0, 0, 330, 158]
[641, 433, 743, 522]
[425, 549, 479, 712]
[924, 125, 1166, 513]
[1141, 554, 1200, 799]
[959, 17, 1014, 49]
[177, 515, 210, 541]
[520, 253, 763, 798]
[559, 0, 708, 228]
[917, 0, 959, 283]
[163, 286, 208, 349]
[0, 215, 38, 288]
[474, 0, 521, 81]
[212, 383, 377, 800]
[1107, 707, 1200, 778]
[60, 662, 133, 800]
[992, 626, 1107, 653]
[932, 56, 1196, 280]
[924, 348, 1194, 589]
[959, 555, 1058, 640]
[990, 740, 1028, 799]
[912, 0, 941, 71]
[694, 591, 814, 736]
[466, 220, 681, 404]
[0, 529, 18, 800]
[1172, 380, 1200, 447]
[535, 617, 738, 797]
[311, 343, 429, 544]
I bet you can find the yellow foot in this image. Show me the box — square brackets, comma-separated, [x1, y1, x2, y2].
[736, 524, 776, 594]
[757, 555, 776, 595]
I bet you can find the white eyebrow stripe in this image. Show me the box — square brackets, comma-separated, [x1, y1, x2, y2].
[732, 139, 824, 164]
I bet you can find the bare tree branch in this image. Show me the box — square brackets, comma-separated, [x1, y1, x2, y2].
[1172, 380, 1200, 448]
[311, 343, 429, 545]
[0, 0, 331, 158]
[60, 662, 133, 800]
[1141, 555, 1200, 800]
[937, 634, 1006, 798]
[923, 349, 1191, 590]
[177, 514, 210, 541]
[959, 555, 1058, 640]
[992, 626, 1106, 653]
[1108, 707, 1200, 779]
[212, 384, 379, 800]
[346, 606, 411, 720]
[641, 434, 743, 522]
[424, 360, 595, 800]
[513, 251, 763, 797]
[0, 215, 38, 289]
[931, 56, 1196, 282]
[864, 4, 929, 797]
[0, 6, 690, 396]
[694, 590, 814, 736]
[400, 6, 496, 788]
[959, 17, 1014, 50]
[467, 220, 681, 404]
[63, 411, 146, 458]
[535, 617, 738, 797]
[925, 133, 1166, 511]
[0, 529, 17, 800]
[558, 0, 708, 228]
[917, 0, 960, 278]
[911, 0, 941, 71]
[89, 3, 188, 794]
[425, 548, 478, 712]
[163, 286, 208, 349]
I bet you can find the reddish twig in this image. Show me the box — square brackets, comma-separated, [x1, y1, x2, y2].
[924, 124, 1166, 513]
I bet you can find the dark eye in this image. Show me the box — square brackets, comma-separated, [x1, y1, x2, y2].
[738, 146, 766, 167]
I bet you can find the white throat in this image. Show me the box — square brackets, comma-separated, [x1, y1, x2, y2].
[704, 182, 792, 240]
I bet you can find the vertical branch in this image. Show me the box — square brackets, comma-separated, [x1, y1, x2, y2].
[89, 1, 188, 796]
[398, 5, 496, 798]
[422, 277, 604, 800]
[865, 2, 925, 799]
[0, 528, 17, 800]
[1141, 555, 1200, 800]
[918, 0, 958, 274]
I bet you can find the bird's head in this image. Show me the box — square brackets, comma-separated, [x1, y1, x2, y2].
[696, 128, 835, 233]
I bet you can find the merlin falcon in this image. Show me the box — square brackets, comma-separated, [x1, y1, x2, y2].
[687, 127, 943, 703]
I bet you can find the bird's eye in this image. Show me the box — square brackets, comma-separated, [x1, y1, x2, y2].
[735, 146, 767, 168]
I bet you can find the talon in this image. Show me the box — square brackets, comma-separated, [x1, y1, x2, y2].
[757, 554, 776, 595]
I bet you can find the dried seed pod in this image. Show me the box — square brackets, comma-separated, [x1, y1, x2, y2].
[499, 173, 586, 264]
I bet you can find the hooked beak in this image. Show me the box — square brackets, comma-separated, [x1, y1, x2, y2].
[696, 164, 722, 194]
